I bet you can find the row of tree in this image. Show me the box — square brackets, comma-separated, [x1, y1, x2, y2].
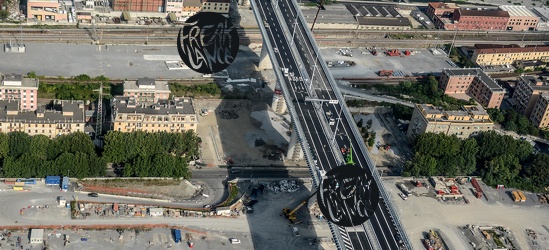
[103, 131, 200, 178]
[487, 108, 549, 139]
[405, 131, 549, 192]
[0, 130, 201, 179]
[0, 132, 106, 178]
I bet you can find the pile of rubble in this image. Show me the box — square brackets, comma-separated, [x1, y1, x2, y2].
[218, 110, 239, 119]
[266, 180, 299, 194]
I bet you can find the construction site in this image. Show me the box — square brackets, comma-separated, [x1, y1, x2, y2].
[422, 229, 449, 250]
[460, 225, 520, 250]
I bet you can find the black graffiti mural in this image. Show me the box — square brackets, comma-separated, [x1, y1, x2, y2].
[317, 164, 380, 227]
[177, 12, 239, 74]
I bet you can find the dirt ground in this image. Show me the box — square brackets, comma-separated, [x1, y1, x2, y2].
[383, 177, 549, 250]
[195, 99, 306, 167]
[79, 179, 203, 200]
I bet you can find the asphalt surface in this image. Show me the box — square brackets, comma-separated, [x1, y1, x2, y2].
[252, 1, 406, 249]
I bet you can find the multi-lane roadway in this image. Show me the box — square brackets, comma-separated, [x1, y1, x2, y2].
[252, 0, 409, 249]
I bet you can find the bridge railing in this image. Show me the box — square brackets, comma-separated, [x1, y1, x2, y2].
[251, 0, 321, 188]
[285, 0, 413, 249]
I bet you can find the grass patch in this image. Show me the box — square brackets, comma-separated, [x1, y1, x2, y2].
[219, 183, 239, 207]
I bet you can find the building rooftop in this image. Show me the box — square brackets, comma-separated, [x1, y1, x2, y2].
[123, 78, 170, 92]
[0, 100, 85, 123]
[344, 3, 402, 18]
[428, 2, 458, 10]
[499, 5, 538, 17]
[301, 5, 356, 24]
[112, 96, 195, 115]
[184, 0, 203, 7]
[30, 229, 44, 239]
[357, 17, 410, 26]
[532, 7, 549, 22]
[418, 104, 492, 123]
[0, 73, 39, 89]
[474, 44, 521, 49]
[475, 44, 549, 54]
[443, 68, 502, 91]
[519, 76, 549, 90]
[458, 9, 510, 18]
[202, 0, 229, 2]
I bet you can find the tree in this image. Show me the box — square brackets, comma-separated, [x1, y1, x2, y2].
[525, 153, 549, 188]
[357, 119, 363, 128]
[459, 138, 478, 175]
[0, 10, 8, 21]
[367, 133, 375, 148]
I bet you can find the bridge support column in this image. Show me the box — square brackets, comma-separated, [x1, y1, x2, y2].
[286, 127, 304, 161]
[258, 41, 273, 70]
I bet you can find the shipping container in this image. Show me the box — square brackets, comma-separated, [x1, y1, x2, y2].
[518, 191, 526, 202]
[18, 179, 36, 185]
[14, 182, 25, 187]
[173, 229, 182, 243]
[13, 187, 24, 191]
[511, 191, 520, 202]
[45, 176, 61, 186]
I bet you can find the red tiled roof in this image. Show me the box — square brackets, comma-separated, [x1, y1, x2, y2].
[475, 45, 549, 54]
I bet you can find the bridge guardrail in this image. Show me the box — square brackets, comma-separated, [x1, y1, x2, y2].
[286, 0, 413, 249]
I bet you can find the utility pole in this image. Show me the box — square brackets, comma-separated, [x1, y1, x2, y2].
[311, 0, 324, 32]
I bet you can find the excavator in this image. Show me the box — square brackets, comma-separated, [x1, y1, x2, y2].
[341, 144, 355, 165]
[282, 190, 318, 224]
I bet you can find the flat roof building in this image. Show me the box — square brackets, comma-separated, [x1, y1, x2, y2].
[27, 0, 68, 22]
[302, 5, 358, 30]
[472, 44, 549, 66]
[446, 9, 510, 31]
[112, 0, 164, 12]
[123, 77, 171, 104]
[0, 73, 39, 111]
[500, 5, 539, 31]
[202, 0, 230, 14]
[439, 68, 505, 109]
[111, 96, 197, 133]
[182, 0, 202, 16]
[30, 229, 44, 244]
[513, 76, 549, 118]
[0, 100, 85, 138]
[532, 7, 549, 31]
[407, 104, 494, 140]
[344, 3, 411, 30]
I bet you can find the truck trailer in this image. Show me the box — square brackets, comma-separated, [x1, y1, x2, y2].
[470, 178, 483, 199]
[61, 177, 69, 192]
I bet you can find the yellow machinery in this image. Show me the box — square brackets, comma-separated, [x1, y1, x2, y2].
[282, 191, 318, 224]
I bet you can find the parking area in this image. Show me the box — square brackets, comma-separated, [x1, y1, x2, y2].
[321, 47, 454, 79]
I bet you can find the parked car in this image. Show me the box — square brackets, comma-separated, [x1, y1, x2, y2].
[398, 193, 407, 200]
[230, 238, 241, 244]
[87, 193, 98, 197]
[291, 227, 301, 237]
[203, 205, 212, 208]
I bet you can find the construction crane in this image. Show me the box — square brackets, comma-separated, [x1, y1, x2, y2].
[282, 190, 317, 224]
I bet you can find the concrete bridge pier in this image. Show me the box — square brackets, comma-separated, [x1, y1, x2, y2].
[286, 126, 304, 161]
[258, 41, 273, 70]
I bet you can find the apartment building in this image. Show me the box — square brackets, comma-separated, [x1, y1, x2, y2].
[27, 0, 67, 21]
[201, 0, 230, 14]
[111, 96, 198, 133]
[407, 104, 494, 140]
[472, 44, 549, 66]
[0, 73, 39, 111]
[439, 68, 505, 109]
[513, 76, 549, 117]
[500, 5, 539, 31]
[530, 92, 549, 129]
[165, 0, 183, 18]
[0, 100, 85, 138]
[112, 0, 164, 12]
[182, 0, 202, 16]
[123, 77, 171, 104]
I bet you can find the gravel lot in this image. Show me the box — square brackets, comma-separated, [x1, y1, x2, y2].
[383, 177, 549, 250]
